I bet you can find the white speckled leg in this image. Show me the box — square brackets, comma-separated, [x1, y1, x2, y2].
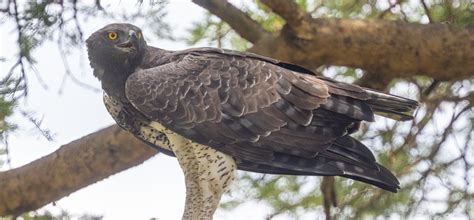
[193, 143, 236, 219]
[140, 121, 236, 220]
[166, 136, 235, 220]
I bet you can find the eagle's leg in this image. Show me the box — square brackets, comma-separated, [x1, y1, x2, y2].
[171, 140, 236, 220]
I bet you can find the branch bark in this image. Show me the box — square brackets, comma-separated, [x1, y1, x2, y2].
[0, 125, 157, 216]
[195, 0, 474, 83]
[192, 0, 270, 44]
[252, 18, 473, 82]
[321, 176, 337, 220]
[260, 0, 314, 40]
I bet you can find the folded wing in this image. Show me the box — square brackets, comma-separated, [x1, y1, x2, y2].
[125, 48, 413, 192]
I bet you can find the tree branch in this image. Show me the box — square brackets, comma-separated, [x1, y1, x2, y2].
[260, 0, 314, 40]
[321, 176, 337, 220]
[249, 18, 474, 83]
[0, 125, 157, 216]
[196, 0, 474, 83]
[192, 0, 270, 44]
[420, 0, 433, 23]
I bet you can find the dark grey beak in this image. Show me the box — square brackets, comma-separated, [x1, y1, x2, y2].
[118, 31, 138, 49]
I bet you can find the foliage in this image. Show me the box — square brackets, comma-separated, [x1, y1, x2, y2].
[1, 0, 172, 97]
[0, 0, 472, 219]
[186, 0, 474, 219]
[3, 210, 104, 220]
[0, 76, 18, 168]
[0, 0, 172, 164]
[187, 12, 252, 50]
[0, 98, 15, 138]
[0, 0, 171, 215]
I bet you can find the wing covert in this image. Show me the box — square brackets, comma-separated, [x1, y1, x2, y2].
[125, 52, 330, 146]
[124, 48, 401, 191]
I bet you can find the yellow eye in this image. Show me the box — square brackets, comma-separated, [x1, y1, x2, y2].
[108, 32, 118, 40]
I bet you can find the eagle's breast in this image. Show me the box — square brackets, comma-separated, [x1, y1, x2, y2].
[103, 91, 201, 152]
[103, 93, 232, 166]
[103, 92, 236, 197]
[103, 93, 172, 151]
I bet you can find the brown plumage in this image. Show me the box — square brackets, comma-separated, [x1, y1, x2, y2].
[87, 23, 418, 219]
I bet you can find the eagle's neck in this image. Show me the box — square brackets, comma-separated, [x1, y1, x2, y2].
[101, 68, 130, 102]
[100, 47, 173, 102]
[139, 46, 174, 68]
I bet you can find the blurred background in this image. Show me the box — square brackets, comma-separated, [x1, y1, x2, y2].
[0, 0, 472, 219]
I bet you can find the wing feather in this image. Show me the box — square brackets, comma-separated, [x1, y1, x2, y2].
[124, 48, 401, 192]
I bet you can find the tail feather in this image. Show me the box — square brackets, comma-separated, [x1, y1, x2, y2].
[364, 88, 419, 121]
[325, 136, 377, 170]
[341, 164, 400, 192]
[236, 135, 400, 192]
[238, 155, 400, 192]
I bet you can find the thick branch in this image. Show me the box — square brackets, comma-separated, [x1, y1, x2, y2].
[260, 0, 313, 39]
[261, 0, 307, 25]
[192, 0, 269, 44]
[249, 18, 474, 82]
[195, 0, 473, 83]
[0, 125, 157, 216]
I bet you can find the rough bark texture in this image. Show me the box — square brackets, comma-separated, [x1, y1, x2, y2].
[321, 176, 337, 220]
[2, 0, 474, 216]
[0, 125, 157, 216]
[197, 0, 474, 83]
[192, 0, 270, 43]
[203, 0, 474, 83]
[252, 18, 473, 82]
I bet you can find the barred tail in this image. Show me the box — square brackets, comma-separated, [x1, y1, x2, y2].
[364, 89, 419, 121]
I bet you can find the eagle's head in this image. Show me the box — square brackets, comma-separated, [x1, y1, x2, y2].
[86, 23, 147, 79]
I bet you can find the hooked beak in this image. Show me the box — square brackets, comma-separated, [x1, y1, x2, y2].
[118, 30, 139, 49]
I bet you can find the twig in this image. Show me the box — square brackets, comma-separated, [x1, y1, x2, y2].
[420, 0, 433, 23]
[422, 79, 439, 98]
[57, 28, 101, 93]
[461, 132, 472, 199]
[20, 111, 55, 141]
[95, 0, 104, 10]
[72, 0, 84, 42]
[260, 0, 309, 29]
[192, 0, 270, 44]
[211, 21, 231, 48]
[11, 0, 28, 99]
[28, 62, 49, 90]
[379, 0, 403, 18]
[3, 132, 12, 169]
[399, 5, 410, 22]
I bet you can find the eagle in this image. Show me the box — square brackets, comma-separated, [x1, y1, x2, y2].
[86, 23, 418, 219]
